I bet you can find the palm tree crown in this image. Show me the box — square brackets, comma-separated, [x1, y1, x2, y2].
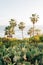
[18, 22, 25, 30]
[9, 19, 17, 28]
[18, 22, 25, 39]
[30, 14, 39, 24]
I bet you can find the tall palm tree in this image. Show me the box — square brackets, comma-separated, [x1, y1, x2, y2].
[18, 22, 25, 39]
[9, 19, 17, 37]
[5, 19, 17, 38]
[30, 14, 39, 37]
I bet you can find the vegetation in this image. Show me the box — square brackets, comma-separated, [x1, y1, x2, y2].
[18, 22, 25, 39]
[0, 13, 43, 65]
[0, 37, 43, 65]
[30, 14, 39, 37]
[5, 19, 17, 38]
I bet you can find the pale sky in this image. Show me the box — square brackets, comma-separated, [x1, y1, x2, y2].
[0, 0, 43, 26]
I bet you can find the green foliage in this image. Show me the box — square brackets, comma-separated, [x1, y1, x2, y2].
[0, 42, 3, 47]
[0, 37, 43, 65]
[40, 35, 43, 42]
[23, 61, 31, 65]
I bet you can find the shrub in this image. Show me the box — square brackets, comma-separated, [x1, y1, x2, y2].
[39, 35, 43, 42]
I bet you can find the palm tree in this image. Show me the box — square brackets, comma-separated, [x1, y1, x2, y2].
[9, 19, 17, 37]
[27, 27, 33, 37]
[35, 29, 41, 35]
[5, 19, 17, 38]
[5, 26, 12, 37]
[9, 19, 17, 28]
[18, 22, 25, 39]
[30, 14, 39, 37]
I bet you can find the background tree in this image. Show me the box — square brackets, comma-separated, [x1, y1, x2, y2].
[35, 28, 41, 35]
[9, 19, 17, 28]
[18, 22, 25, 39]
[5, 26, 12, 37]
[9, 19, 17, 35]
[27, 27, 33, 37]
[5, 19, 17, 38]
[30, 14, 39, 37]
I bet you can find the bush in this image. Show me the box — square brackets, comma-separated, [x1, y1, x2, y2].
[39, 35, 43, 42]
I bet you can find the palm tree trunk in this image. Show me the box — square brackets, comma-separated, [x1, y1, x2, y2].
[30, 34, 31, 38]
[9, 32, 12, 38]
[33, 23, 34, 37]
[22, 30, 24, 39]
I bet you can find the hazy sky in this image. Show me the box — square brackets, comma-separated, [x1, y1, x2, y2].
[0, 0, 43, 26]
